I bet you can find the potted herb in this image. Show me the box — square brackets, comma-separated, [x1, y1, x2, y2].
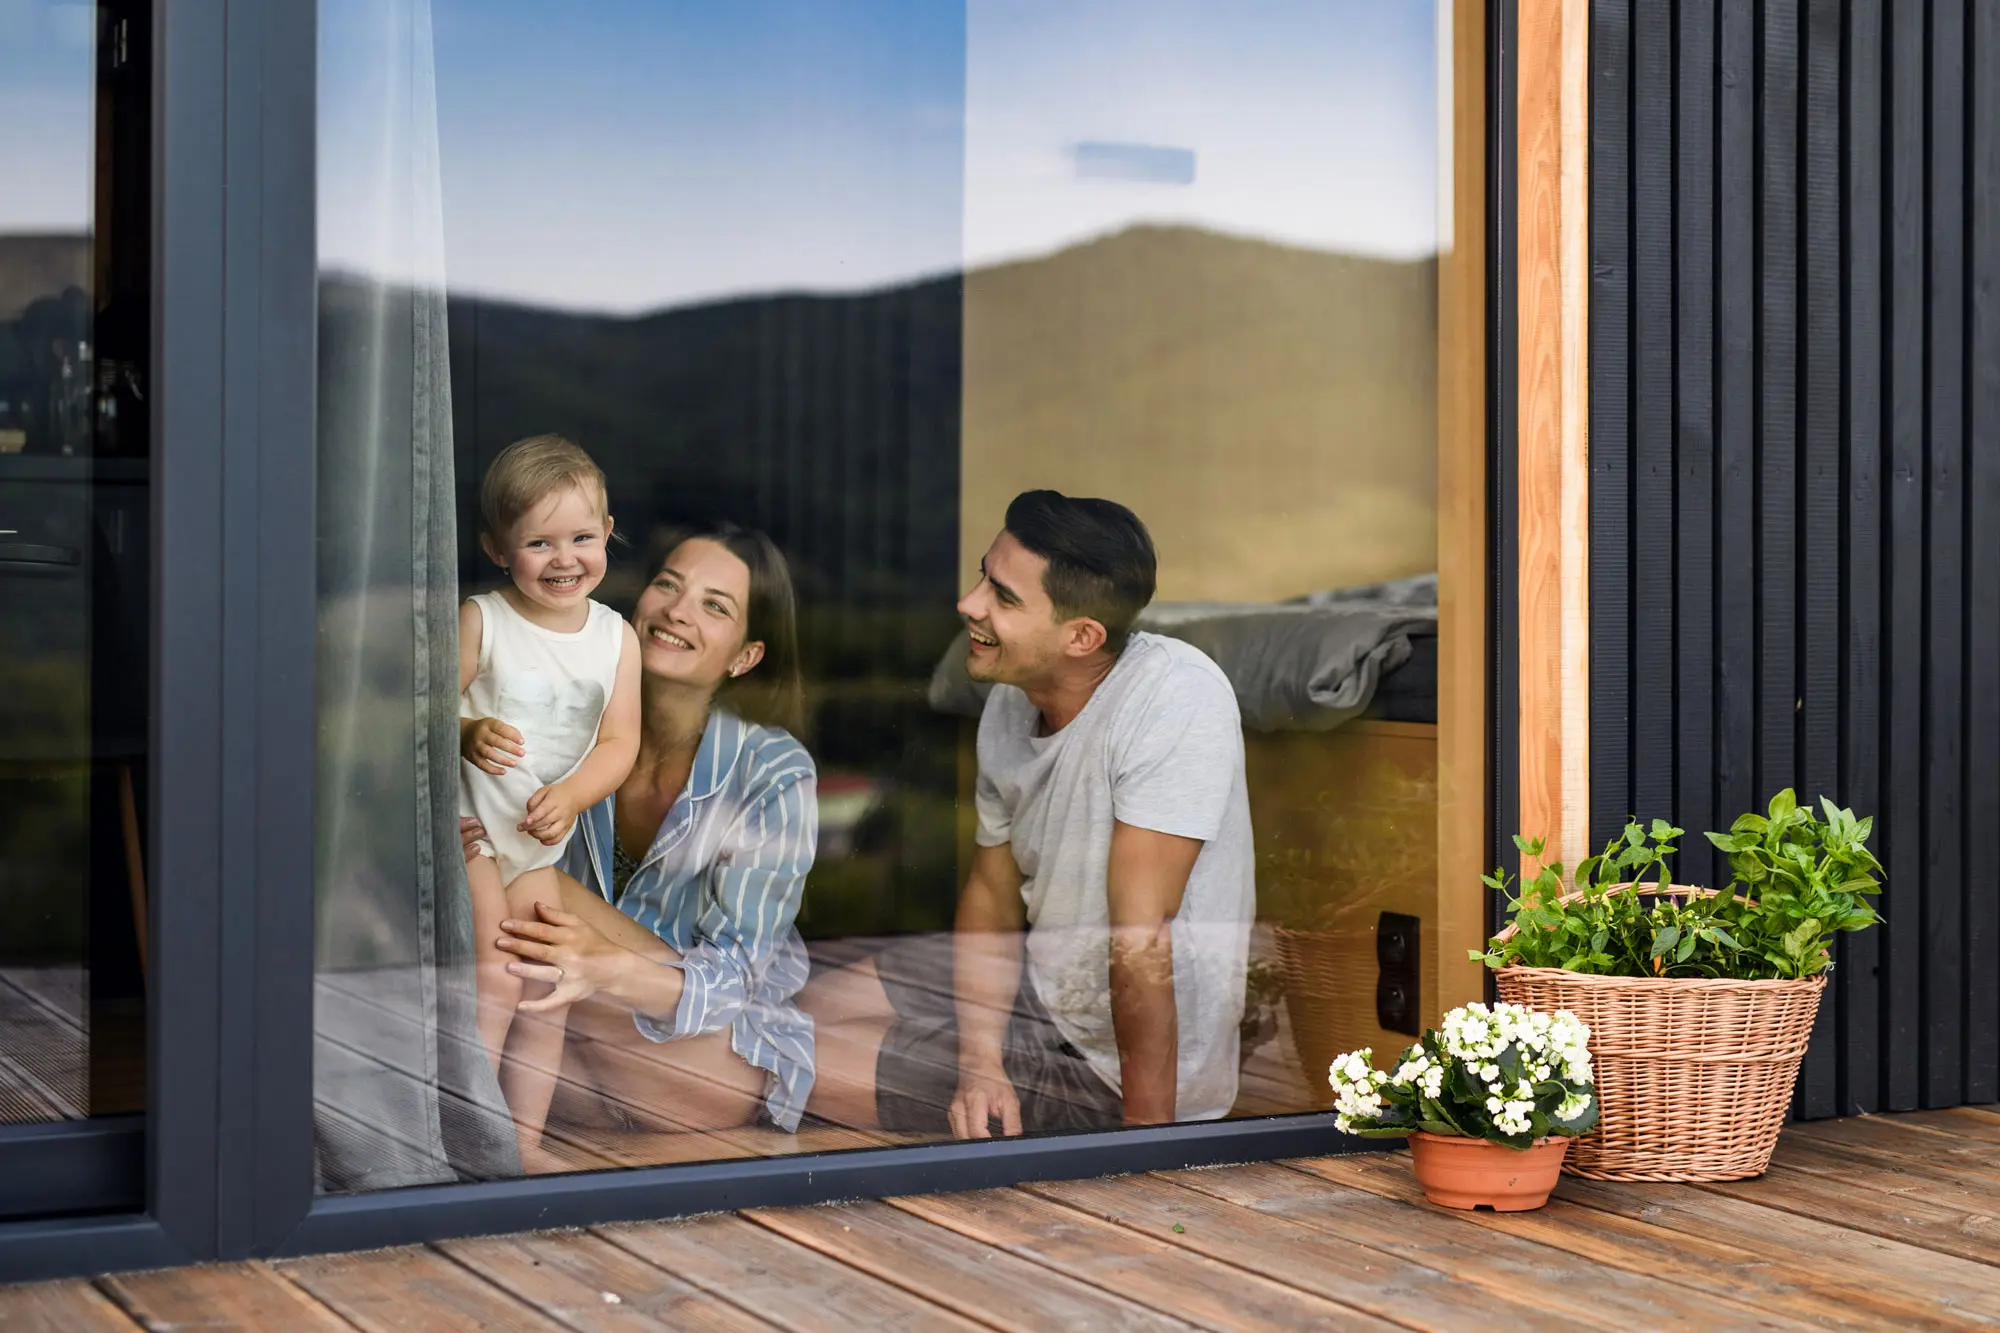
[1474, 790, 1883, 1181]
[1327, 1001, 1599, 1211]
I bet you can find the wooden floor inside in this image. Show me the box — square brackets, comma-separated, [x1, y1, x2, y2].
[7, 1106, 2000, 1330]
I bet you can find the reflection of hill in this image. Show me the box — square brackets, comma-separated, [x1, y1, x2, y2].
[963, 226, 1437, 602]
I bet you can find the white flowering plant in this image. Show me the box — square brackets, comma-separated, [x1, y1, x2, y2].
[1326, 1002, 1600, 1149]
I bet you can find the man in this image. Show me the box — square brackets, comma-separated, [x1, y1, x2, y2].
[802, 490, 1253, 1134]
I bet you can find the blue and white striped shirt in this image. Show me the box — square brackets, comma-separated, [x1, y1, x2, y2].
[563, 709, 818, 1131]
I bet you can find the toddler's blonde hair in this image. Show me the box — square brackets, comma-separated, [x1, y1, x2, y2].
[479, 434, 608, 537]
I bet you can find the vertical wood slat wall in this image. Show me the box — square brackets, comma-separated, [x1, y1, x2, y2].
[1587, 0, 1999, 1116]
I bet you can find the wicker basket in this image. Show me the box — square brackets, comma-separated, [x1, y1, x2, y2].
[1272, 924, 1376, 1107]
[1492, 883, 1827, 1182]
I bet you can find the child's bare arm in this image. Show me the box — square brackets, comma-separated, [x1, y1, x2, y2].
[521, 621, 642, 844]
[459, 598, 524, 774]
[458, 599, 483, 693]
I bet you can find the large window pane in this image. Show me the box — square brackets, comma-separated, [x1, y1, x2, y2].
[0, 0, 151, 1126]
[315, 0, 1466, 1188]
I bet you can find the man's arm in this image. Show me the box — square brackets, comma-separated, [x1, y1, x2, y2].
[1106, 820, 1202, 1126]
[950, 842, 1026, 1138]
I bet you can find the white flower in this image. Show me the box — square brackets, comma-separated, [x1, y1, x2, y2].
[1555, 1092, 1592, 1122]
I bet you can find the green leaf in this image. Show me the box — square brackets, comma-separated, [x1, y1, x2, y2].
[1650, 925, 1681, 959]
[1676, 931, 1698, 962]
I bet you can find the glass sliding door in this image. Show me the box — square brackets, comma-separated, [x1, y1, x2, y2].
[0, 0, 151, 1216]
[314, 0, 1476, 1191]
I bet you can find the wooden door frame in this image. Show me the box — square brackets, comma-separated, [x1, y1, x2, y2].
[1515, 0, 1591, 879]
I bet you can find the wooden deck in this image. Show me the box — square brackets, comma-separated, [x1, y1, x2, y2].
[6, 1106, 2000, 1330]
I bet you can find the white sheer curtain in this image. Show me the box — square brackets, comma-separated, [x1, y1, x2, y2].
[314, 0, 517, 1190]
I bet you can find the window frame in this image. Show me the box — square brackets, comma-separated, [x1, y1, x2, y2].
[0, 0, 1512, 1280]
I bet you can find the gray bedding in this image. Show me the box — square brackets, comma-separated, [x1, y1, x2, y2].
[927, 574, 1438, 733]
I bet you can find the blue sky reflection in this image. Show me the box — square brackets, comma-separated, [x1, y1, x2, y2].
[318, 0, 1441, 314]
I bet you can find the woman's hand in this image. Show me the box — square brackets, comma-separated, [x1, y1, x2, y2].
[462, 716, 526, 775]
[521, 781, 582, 846]
[458, 817, 487, 864]
[496, 901, 631, 1013]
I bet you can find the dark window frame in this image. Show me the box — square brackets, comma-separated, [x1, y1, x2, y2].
[0, 0, 1515, 1281]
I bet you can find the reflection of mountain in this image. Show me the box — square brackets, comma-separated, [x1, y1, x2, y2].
[964, 226, 1438, 602]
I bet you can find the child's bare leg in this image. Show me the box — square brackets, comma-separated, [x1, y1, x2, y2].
[499, 866, 570, 1172]
[467, 852, 520, 1076]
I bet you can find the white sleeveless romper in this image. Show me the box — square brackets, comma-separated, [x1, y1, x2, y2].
[458, 591, 625, 883]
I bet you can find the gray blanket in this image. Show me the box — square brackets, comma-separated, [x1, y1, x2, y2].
[927, 575, 1438, 733]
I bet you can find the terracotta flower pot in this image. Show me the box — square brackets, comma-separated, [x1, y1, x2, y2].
[1407, 1131, 1570, 1211]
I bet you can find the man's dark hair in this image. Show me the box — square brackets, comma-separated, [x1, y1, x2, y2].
[1004, 489, 1157, 653]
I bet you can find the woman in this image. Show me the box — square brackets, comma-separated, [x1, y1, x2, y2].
[467, 522, 817, 1173]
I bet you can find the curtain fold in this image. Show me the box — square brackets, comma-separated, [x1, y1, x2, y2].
[314, 0, 518, 1191]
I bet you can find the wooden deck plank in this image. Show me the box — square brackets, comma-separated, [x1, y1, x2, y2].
[1695, 1162, 2000, 1268]
[279, 1245, 570, 1331]
[1790, 1113, 2000, 1179]
[0, 1052, 68, 1125]
[1761, 1136, 2000, 1228]
[1024, 1170, 1597, 1332]
[1160, 1161, 1808, 1330]
[744, 1197, 1197, 1333]
[1551, 1173, 2000, 1326]
[437, 1229, 773, 1332]
[1292, 1153, 1947, 1331]
[597, 1212, 984, 1331]
[1902, 1106, 2000, 1144]
[0, 976, 86, 1118]
[5, 1111, 2000, 1330]
[1772, 1134, 2000, 1210]
[889, 1185, 1398, 1331]
[0, 1280, 141, 1333]
[0, 967, 87, 1031]
[104, 1261, 354, 1332]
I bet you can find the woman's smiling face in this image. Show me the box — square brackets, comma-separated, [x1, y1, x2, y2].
[633, 538, 765, 689]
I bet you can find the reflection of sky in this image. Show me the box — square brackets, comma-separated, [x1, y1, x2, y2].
[0, 1, 97, 233]
[966, 1, 1438, 275]
[320, 1, 1439, 314]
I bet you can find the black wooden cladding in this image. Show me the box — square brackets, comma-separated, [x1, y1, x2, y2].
[1588, 0, 2000, 1115]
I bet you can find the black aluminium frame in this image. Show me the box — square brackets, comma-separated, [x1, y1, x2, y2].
[0, 0, 1517, 1283]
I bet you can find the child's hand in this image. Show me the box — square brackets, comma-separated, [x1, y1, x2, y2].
[463, 717, 525, 775]
[521, 781, 582, 845]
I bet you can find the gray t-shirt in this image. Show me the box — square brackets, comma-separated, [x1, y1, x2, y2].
[975, 631, 1254, 1121]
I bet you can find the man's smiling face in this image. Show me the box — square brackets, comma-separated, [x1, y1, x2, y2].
[956, 530, 1067, 687]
